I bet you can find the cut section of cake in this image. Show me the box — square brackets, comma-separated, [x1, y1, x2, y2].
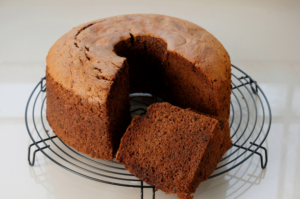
[116, 102, 229, 199]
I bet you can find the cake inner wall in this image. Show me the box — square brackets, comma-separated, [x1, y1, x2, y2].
[113, 35, 219, 116]
[114, 35, 167, 96]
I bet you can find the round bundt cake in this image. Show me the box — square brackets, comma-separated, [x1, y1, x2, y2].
[46, 14, 231, 160]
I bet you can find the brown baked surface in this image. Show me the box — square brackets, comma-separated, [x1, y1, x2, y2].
[46, 14, 231, 160]
[192, 111, 232, 156]
[116, 102, 224, 199]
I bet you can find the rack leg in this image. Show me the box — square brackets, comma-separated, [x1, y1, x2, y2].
[249, 79, 258, 94]
[139, 182, 155, 199]
[233, 76, 258, 95]
[141, 181, 143, 199]
[28, 144, 49, 166]
[40, 77, 46, 92]
[28, 136, 57, 166]
[250, 142, 268, 169]
[152, 187, 155, 199]
[233, 142, 268, 169]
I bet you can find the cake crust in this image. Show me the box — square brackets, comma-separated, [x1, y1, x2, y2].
[46, 14, 231, 160]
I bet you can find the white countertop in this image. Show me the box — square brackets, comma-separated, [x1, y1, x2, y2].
[1, 1, 300, 199]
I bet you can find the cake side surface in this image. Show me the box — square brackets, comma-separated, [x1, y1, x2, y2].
[46, 73, 114, 159]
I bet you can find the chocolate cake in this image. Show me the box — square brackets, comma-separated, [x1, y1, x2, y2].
[46, 14, 231, 160]
[116, 102, 225, 199]
[193, 112, 232, 156]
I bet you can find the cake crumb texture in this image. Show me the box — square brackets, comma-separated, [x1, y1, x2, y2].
[117, 102, 225, 199]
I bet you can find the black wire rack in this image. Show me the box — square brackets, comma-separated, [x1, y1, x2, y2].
[25, 64, 271, 199]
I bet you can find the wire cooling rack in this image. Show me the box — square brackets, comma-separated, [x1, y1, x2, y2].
[25, 64, 271, 199]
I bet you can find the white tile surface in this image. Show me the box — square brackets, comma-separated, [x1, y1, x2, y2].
[1, 0, 300, 199]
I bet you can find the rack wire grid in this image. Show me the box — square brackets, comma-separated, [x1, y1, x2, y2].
[25, 64, 271, 199]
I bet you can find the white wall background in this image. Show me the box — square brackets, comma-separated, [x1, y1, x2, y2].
[0, 0, 299, 64]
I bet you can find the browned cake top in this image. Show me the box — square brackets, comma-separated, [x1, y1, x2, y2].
[116, 102, 222, 196]
[46, 14, 230, 105]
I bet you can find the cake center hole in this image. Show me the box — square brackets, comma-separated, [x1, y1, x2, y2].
[114, 35, 168, 96]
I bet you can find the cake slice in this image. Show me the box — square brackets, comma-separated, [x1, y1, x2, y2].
[116, 102, 226, 199]
[193, 112, 232, 157]
[214, 117, 232, 156]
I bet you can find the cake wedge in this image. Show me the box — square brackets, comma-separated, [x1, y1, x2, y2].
[116, 102, 226, 199]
